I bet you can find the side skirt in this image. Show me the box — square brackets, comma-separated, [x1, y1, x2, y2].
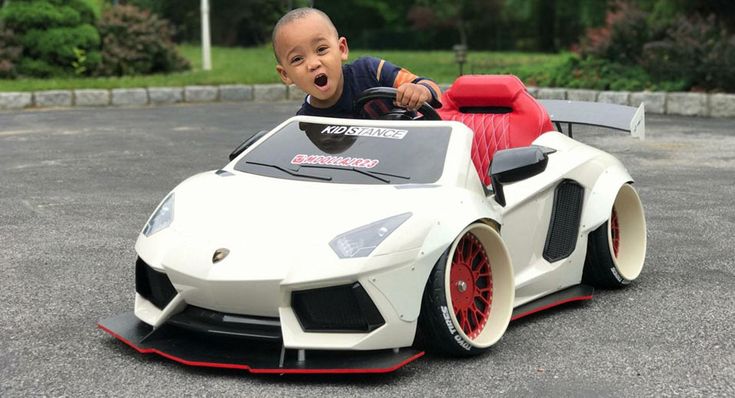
[511, 285, 594, 321]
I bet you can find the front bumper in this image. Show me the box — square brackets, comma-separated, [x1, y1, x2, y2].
[98, 312, 423, 374]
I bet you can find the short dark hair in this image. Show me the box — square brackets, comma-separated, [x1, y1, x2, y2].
[272, 8, 337, 63]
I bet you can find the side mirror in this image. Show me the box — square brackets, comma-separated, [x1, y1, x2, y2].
[489, 146, 555, 206]
[229, 130, 268, 161]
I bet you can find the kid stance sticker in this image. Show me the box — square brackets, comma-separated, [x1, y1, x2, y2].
[291, 154, 380, 169]
[321, 125, 408, 140]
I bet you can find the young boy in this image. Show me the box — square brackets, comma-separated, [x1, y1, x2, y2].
[272, 7, 442, 118]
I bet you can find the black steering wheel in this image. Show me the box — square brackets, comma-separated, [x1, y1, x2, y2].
[354, 87, 441, 121]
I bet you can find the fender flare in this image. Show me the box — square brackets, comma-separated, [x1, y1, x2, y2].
[369, 211, 511, 323]
[579, 163, 634, 234]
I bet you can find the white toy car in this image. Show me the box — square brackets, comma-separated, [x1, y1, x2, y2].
[99, 75, 647, 374]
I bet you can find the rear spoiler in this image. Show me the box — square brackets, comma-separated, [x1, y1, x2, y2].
[539, 100, 645, 140]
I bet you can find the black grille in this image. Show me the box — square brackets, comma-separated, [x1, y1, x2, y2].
[292, 283, 385, 333]
[543, 180, 584, 262]
[135, 257, 177, 310]
[166, 305, 282, 341]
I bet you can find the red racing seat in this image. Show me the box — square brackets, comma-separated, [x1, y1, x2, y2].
[437, 75, 553, 185]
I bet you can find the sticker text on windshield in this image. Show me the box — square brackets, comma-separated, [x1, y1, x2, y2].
[291, 154, 380, 169]
[321, 125, 407, 140]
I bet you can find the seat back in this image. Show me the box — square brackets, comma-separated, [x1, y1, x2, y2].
[437, 75, 553, 185]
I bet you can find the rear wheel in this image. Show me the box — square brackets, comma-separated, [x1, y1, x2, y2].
[583, 184, 647, 288]
[418, 223, 514, 356]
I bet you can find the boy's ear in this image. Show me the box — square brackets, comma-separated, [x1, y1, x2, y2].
[338, 36, 349, 61]
[275, 64, 293, 85]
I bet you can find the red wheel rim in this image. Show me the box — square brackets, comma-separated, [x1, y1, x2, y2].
[449, 232, 492, 339]
[611, 207, 620, 258]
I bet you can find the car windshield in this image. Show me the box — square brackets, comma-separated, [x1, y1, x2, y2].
[234, 120, 451, 185]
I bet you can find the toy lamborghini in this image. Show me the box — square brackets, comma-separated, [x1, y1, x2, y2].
[99, 75, 647, 374]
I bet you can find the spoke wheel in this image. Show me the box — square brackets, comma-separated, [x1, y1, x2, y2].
[449, 233, 492, 339]
[417, 223, 514, 357]
[610, 207, 620, 258]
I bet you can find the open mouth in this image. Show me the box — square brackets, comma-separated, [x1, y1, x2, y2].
[314, 74, 328, 88]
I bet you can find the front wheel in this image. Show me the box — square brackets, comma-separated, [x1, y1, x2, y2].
[583, 184, 647, 288]
[417, 223, 514, 356]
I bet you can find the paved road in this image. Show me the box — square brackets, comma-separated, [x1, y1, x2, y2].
[1, 103, 733, 397]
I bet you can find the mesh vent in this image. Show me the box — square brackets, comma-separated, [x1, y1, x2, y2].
[543, 180, 584, 262]
[135, 257, 177, 310]
[292, 283, 385, 333]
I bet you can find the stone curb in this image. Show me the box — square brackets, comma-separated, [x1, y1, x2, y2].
[74, 89, 110, 107]
[149, 87, 183, 104]
[1, 84, 734, 117]
[34, 90, 72, 108]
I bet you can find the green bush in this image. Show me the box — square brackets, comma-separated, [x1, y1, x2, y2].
[22, 25, 100, 60]
[0, 23, 23, 78]
[16, 57, 67, 77]
[0, 0, 101, 77]
[1, 2, 82, 31]
[96, 4, 189, 76]
[547, 55, 652, 91]
[67, 0, 99, 24]
[642, 14, 735, 91]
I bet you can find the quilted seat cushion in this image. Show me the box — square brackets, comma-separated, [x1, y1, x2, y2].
[437, 75, 553, 185]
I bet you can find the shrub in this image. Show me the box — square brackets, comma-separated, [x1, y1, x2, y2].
[0, 0, 101, 77]
[642, 14, 735, 91]
[580, 1, 650, 65]
[22, 25, 100, 62]
[0, 23, 23, 78]
[547, 55, 652, 91]
[96, 4, 190, 76]
[1, 2, 82, 31]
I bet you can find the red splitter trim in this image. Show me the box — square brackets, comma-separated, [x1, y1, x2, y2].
[511, 295, 593, 322]
[98, 323, 424, 374]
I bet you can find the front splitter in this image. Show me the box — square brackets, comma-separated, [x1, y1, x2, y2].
[98, 312, 424, 374]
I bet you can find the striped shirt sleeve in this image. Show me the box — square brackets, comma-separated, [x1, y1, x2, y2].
[373, 58, 442, 108]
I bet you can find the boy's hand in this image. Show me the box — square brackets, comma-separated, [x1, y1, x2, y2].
[395, 83, 432, 111]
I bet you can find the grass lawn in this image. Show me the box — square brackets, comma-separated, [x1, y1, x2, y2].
[0, 45, 568, 92]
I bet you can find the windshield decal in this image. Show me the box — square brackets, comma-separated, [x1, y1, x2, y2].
[321, 125, 407, 140]
[291, 154, 380, 169]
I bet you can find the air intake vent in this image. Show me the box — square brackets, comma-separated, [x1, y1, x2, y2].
[135, 257, 177, 310]
[166, 305, 282, 341]
[543, 180, 584, 262]
[292, 283, 385, 333]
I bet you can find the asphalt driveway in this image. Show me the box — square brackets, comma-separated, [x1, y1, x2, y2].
[1, 103, 733, 397]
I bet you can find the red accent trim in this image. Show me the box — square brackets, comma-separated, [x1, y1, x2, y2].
[97, 323, 424, 374]
[611, 207, 620, 258]
[510, 295, 593, 322]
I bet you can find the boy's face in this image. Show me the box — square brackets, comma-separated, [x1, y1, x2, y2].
[274, 14, 349, 106]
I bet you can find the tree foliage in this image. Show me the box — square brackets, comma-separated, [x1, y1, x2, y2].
[124, 0, 305, 46]
[0, 22, 22, 78]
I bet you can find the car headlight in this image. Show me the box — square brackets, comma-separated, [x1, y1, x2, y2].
[143, 193, 175, 237]
[329, 212, 412, 258]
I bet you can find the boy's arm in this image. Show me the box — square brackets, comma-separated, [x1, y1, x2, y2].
[371, 58, 442, 109]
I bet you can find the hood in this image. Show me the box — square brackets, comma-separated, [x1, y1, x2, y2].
[135, 171, 444, 315]
[171, 171, 437, 249]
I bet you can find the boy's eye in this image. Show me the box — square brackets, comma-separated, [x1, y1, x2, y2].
[290, 56, 303, 64]
[317, 46, 328, 54]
